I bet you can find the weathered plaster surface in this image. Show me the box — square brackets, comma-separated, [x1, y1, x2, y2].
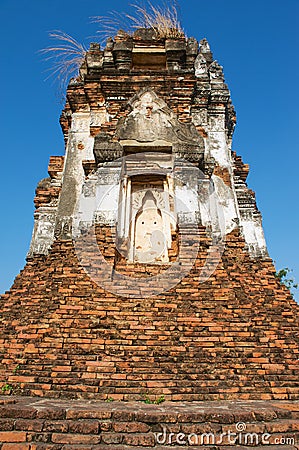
[28, 34, 268, 260]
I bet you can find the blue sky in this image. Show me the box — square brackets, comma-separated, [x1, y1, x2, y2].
[0, 0, 298, 300]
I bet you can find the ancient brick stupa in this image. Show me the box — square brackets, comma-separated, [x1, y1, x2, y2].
[1, 27, 298, 402]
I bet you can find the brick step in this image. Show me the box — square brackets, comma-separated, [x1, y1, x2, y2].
[7, 373, 299, 384]
[4, 383, 299, 402]
[9, 372, 299, 383]
[0, 398, 298, 448]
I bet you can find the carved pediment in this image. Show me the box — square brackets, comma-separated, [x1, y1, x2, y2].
[93, 90, 205, 165]
[117, 90, 204, 149]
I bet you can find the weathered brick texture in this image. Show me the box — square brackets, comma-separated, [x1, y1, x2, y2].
[0, 398, 298, 448]
[34, 157, 64, 209]
[0, 226, 298, 401]
[1, 27, 298, 437]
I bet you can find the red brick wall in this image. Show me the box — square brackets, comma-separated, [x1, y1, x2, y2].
[0, 226, 298, 401]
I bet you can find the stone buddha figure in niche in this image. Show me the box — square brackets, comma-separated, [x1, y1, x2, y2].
[133, 191, 168, 263]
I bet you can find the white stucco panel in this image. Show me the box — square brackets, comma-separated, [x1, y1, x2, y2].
[241, 218, 268, 257]
[212, 175, 238, 234]
[96, 184, 119, 216]
[208, 131, 230, 167]
[71, 112, 91, 133]
[174, 185, 199, 213]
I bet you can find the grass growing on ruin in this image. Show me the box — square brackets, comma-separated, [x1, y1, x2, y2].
[41, 1, 184, 89]
[128, 1, 184, 38]
[40, 31, 87, 88]
[93, 1, 184, 43]
[140, 393, 165, 404]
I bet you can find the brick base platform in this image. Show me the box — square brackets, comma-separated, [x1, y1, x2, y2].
[1, 229, 299, 401]
[0, 397, 298, 448]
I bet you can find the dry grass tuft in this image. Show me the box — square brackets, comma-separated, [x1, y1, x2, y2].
[40, 31, 87, 89]
[128, 1, 184, 38]
[93, 1, 184, 43]
[91, 12, 132, 43]
[41, 2, 184, 90]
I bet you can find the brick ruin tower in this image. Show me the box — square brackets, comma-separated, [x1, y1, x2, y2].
[1, 27, 298, 403]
